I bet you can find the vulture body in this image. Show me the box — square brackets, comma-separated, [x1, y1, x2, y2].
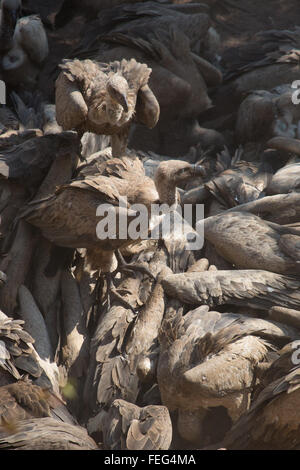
[221, 364, 300, 450]
[0, 310, 58, 391]
[201, 211, 300, 275]
[267, 162, 300, 195]
[161, 270, 300, 312]
[157, 308, 273, 445]
[68, 1, 221, 155]
[0, 417, 98, 450]
[235, 85, 300, 144]
[0, 131, 80, 195]
[55, 58, 159, 156]
[222, 27, 300, 99]
[265, 137, 300, 195]
[23, 158, 202, 274]
[0, 381, 76, 426]
[0, 0, 21, 52]
[183, 147, 274, 211]
[89, 399, 172, 450]
[1, 14, 49, 88]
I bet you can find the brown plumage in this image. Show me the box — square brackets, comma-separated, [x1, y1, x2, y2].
[223, 27, 300, 97]
[22, 158, 202, 274]
[55, 58, 159, 156]
[0, 417, 98, 450]
[0, 310, 59, 390]
[157, 308, 273, 445]
[182, 146, 274, 211]
[235, 85, 300, 144]
[0, 131, 79, 196]
[82, 247, 170, 418]
[90, 399, 172, 450]
[1, 14, 49, 88]
[208, 191, 300, 226]
[200, 211, 300, 274]
[161, 269, 300, 312]
[269, 306, 300, 331]
[0, 381, 76, 427]
[265, 137, 300, 195]
[69, 2, 220, 156]
[220, 361, 300, 449]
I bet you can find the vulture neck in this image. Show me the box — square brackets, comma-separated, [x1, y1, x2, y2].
[156, 180, 179, 209]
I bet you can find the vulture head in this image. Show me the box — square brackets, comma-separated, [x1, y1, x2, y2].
[105, 74, 130, 125]
[155, 160, 206, 206]
[88, 74, 130, 128]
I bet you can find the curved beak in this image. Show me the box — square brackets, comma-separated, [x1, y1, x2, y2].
[118, 93, 128, 113]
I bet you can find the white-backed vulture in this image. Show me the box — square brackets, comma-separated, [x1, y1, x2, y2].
[0, 417, 98, 449]
[21, 159, 203, 308]
[200, 211, 300, 274]
[0, 380, 76, 426]
[219, 363, 300, 449]
[1, 14, 49, 88]
[55, 58, 160, 157]
[157, 308, 274, 445]
[88, 399, 172, 450]
[161, 269, 300, 312]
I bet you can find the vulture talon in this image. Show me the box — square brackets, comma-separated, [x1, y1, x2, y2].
[114, 250, 156, 281]
[109, 287, 137, 314]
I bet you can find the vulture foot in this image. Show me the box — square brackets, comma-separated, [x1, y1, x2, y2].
[114, 250, 155, 281]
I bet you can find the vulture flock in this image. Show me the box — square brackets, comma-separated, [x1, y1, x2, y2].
[1, 0, 300, 452]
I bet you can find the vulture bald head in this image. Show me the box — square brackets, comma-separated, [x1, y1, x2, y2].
[155, 160, 205, 206]
[88, 73, 130, 128]
[106, 74, 129, 114]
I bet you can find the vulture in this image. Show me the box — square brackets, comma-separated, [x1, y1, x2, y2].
[0, 310, 58, 390]
[202, 191, 300, 226]
[0, 130, 80, 196]
[157, 308, 274, 445]
[0, 380, 76, 427]
[1, 14, 49, 88]
[54, 0, 166, 27]
[81, 247, 172, 419]
[200, 211, 300, 275]
[235, 85, 300, 144]
[0, 417, 98, 450]
[219, 361, 300, 449]
[182, 146, 276, 211]
[0, 0, 21, 51]
[21, 159, 203, 308]
[82, 249, 177, 420]
[55, 58, 160, 157]
[210, 26, 300, 126]
[220, 27, 300, 102]
[266, 136, 300, 195]
[88, 399, 172, 450]
[268, 306, 300, 331]
[67, 1, 221, 155]
[161, 269, 300, 312]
